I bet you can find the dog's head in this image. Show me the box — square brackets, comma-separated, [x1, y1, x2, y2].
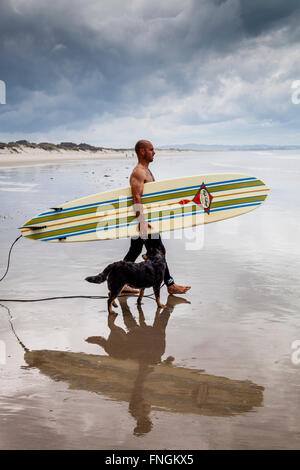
[142, 245, 165, 260]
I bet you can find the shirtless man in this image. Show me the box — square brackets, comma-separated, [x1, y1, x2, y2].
[122, 140, 190, 295]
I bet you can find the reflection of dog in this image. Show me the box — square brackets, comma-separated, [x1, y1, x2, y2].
[85, 247, 166, 313]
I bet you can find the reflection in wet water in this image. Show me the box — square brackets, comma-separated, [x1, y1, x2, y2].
[8, 296, 265, 437]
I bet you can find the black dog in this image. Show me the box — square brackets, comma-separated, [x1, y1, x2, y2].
[85, 247, 166, 314]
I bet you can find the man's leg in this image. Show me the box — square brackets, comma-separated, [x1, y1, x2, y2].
[146, 235, 191, 295]
[122, 237, 145, 293]
[123, 237, 144, 262]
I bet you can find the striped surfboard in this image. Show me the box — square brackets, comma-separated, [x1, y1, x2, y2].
[20, 173, 270, 242]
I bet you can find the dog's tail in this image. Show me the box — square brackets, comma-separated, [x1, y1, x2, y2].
[85, 263, 114, 284]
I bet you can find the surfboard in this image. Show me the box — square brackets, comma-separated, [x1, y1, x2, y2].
[20, 173, 270, 242]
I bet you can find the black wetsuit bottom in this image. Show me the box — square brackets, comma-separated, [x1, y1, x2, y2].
[123, 235, 175, 287]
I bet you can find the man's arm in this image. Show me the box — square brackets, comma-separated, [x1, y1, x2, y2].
[130, 167, 151, 237]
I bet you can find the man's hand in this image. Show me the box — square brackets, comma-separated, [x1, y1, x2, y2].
[138, 220, 152, 238]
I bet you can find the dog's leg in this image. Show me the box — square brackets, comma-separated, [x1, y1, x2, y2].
[153, 284, 165, 309]
[107, 281, 124, 314]
[107, 276, 121, 313]
[137, 288, 145, 305]
[108, 293, 119, 315]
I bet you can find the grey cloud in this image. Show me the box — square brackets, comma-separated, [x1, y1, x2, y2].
[240, 0, 300, 36]
[0, 0, 300, 142]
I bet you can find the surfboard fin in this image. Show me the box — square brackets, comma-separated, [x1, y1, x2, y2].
[50, 207, 63, 211]
[19, 225, 47, 230]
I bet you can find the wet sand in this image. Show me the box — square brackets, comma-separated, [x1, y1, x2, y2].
[1, 150, 300, 449]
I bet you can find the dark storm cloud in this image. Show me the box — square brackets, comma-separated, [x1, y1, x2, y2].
[240, 0, 300, 36]
[0, 0, 300, 142]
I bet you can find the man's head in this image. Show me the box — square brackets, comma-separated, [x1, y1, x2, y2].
[135, 140, 155, 163]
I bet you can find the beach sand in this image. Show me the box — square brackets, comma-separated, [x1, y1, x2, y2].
[0, 145, 189, 167]
[1, 150, 300, 449]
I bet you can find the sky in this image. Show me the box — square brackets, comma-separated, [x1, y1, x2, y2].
[1, 0, 300, 147]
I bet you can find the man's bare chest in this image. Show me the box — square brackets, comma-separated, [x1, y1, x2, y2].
[145, 168, 155, 183]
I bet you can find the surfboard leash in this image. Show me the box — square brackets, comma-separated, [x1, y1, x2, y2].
[0, 294, 156, 302]
[0, 234, 158, 303]
[0, 234, 22, 283]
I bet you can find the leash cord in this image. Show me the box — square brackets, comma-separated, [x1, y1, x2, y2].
[0, 293, 156, 303]
[0, 235, 22, 283]
[0, 235, 160, 303]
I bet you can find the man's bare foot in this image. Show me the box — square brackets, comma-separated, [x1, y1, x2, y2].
[121, 285, 140, 294]
[167, 283, 191, 295]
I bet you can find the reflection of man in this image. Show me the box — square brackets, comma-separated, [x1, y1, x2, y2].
[122, 140, 191, 295]
[129, 362, 153, 436]
[86, 295, 188, 436]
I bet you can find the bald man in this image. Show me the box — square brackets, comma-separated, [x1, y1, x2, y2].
[122, 140, 190, 295]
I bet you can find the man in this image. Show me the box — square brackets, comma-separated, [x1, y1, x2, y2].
[122, 140, 190, 295]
